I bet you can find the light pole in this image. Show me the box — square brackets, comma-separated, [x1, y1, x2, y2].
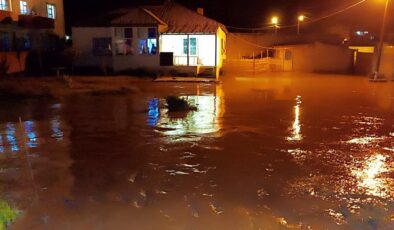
[297, 15, 305, 34]
[374, 0, 390, 79]
[271, 16, 279, 34]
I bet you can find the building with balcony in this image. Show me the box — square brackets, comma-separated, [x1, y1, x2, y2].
[0, 0, 64, 52]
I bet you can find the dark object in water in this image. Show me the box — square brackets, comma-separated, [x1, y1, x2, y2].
[166, 96, 197, 112]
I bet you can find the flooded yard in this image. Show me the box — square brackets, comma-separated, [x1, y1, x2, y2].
[1, 73, 393, 229]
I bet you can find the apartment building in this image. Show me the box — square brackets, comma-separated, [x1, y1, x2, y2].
[0, 0, 64, 51]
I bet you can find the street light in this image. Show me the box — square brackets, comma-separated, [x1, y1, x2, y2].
[297, 15, 305, 34]
[374, 0, 390, 79]
[271, 16, 279, 33]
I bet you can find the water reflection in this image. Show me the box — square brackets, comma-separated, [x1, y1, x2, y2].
[287, 96, 303, 141]
[51, 117, 64, 141]
[24, 121, 38, 148]
[147, 86, 224, 139]
[147, 98, 160, 127]
[352, 154, 392, 198]
[0, 116, 65, 153]
[6, 123, 19, 152]
[0, 135, 4, 153]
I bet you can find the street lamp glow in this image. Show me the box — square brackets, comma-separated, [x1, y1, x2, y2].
[298, 15, 305, 22]
[271, 16, 279, 25]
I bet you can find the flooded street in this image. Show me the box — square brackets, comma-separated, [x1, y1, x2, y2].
[1, 73, 393, 229]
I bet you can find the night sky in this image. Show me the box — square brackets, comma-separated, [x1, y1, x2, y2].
[64, 0, 393, 34]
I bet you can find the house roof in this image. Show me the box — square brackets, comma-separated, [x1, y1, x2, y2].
[74, 1, 227, 34]
[144, 2, 227, 34]
[75, 8, 161, 27]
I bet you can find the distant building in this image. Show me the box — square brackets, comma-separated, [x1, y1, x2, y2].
[72, 1, 227, 78]
[0, 0, 65, 52]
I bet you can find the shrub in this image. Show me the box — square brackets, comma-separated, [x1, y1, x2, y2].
[166, 96, 197, 112]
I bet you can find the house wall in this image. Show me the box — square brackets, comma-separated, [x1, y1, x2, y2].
[72, 26, 160, 72]
[72, 27, 114, 69]
[276, 42, 353, 73]
[216, 27, 226, 70]
[112, 26, 159, 72]
[7, 0, 65, 37]
[226, 33, 345, 60]
[380, 45, 394, 79]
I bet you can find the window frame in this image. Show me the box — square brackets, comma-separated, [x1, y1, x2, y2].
[115, 27, 134, 56]
[92, 37, 113, 56]
[20, 1, 28, 14]
[0, 0, 9, 11]
[46, 3, 56, 19]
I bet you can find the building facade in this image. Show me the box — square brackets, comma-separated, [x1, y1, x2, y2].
[0, 0, 64, 52]
[72, 2, 227, 78]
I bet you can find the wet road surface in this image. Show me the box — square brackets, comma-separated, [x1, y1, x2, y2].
[1, 73, 393, 229]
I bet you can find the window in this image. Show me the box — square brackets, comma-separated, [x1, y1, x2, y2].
[92, 38, 112, 56]
[183, 37, 197, 55]
[20, 1, 28, 14]
[138, 27, 157, 55]
[0, 0, 8, 11]
[115, 28, 133, 55]
[47, 4, 56, 19]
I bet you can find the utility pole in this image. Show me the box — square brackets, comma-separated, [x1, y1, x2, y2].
[374, 0, 390, 79]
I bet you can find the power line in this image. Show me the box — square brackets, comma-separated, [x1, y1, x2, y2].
[226, 0, 367, 31]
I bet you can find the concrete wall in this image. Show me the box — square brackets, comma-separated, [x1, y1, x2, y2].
[8, 0, 65, 37]
[380, 45, 394, 79]
[276, 42, 353, 73]
[226, 33, 345, 60]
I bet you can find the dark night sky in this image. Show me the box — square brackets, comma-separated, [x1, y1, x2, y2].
[64, 0, 393, 34]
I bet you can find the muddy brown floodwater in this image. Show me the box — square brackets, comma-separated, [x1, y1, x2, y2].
[1, 73, 393, 229]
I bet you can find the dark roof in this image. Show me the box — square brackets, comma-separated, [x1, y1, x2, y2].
[74, 1, 227, 34]
[75, 8, 160, 27]
[144, 2, 227, 34]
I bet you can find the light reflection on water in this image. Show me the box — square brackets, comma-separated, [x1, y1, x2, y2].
[6, 123, 19, 152]
[352, 153, 393, 198]
[24, 121, 38, 148]
[0, 115, 65, 153]
[147, 86, 224, 139]
[287, 95, 303, 141]
[51, 117, 64, 141]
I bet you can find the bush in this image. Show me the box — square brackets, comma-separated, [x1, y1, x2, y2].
[166, 96, 197, 112]
[0, 200, 19, 230]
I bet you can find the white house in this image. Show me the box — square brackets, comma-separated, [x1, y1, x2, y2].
[72, 1, 227, 78]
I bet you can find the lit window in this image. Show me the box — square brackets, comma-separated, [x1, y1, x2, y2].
[115, 28, 133, 56]
[47, 4, 56, 19]
[92, 38, 112, 56]
[138, 27, 157, 55]
[183, 37, 197, 55]
[0, 0, 9, 11]
[20, 1, 28, 14]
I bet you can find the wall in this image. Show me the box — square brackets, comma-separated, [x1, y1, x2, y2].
[72, 27, 114, 69]
[9, 0, 65, 37]
[226, 33, 345, 60]
[216, 27, 226, 70]
[276, 42, 353, 73]
[0, 51, 29, 74]
[380, 45, 394, 79]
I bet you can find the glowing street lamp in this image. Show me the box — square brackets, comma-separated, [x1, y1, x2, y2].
[297, 15, 305, 34]
[271, 16, 279, 33]
[374, 0, 390, 79]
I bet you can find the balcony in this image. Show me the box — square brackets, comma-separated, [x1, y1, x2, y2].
[18, 15, 54, 29]
[0, 10, 11, 22]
